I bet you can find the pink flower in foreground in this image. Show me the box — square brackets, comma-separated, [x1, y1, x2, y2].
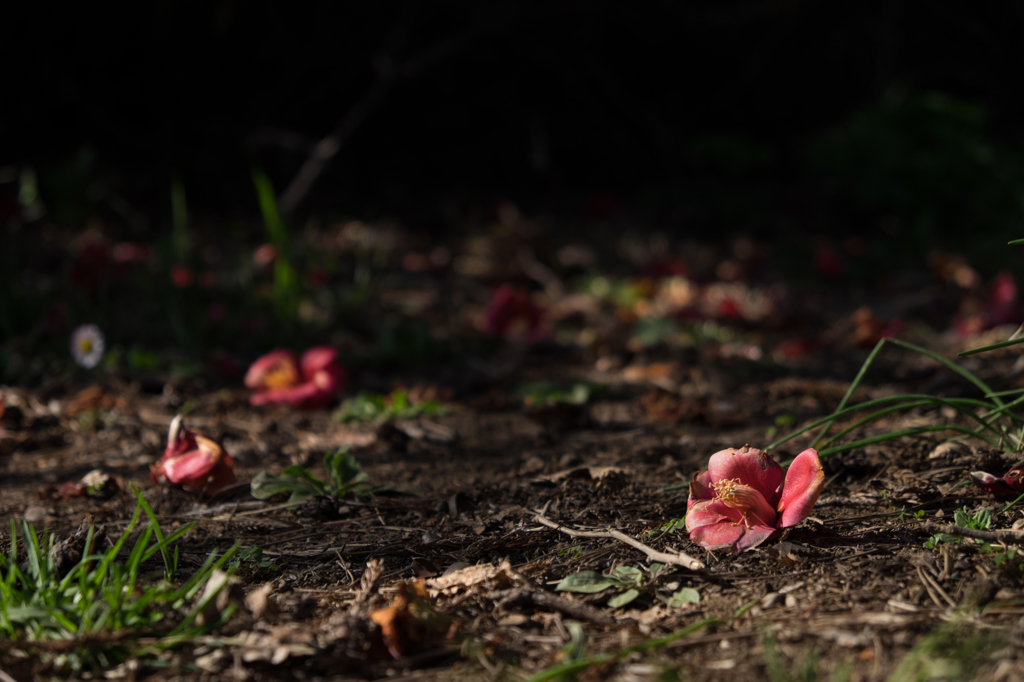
[245, 346, 346, 409]
[685, 445, 825, 552]
[484, 285, 546, 342]
[970, 464, 1024, 498]
[151, 416, 235, 495]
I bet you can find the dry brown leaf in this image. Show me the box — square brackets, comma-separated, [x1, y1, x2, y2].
[368, 580, 457, 659]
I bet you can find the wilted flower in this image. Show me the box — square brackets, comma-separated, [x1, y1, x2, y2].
[245, 346, 346, 409]
[151, 416, 236, 495]
[483, 284, 546, 342]
[969, 464, 1024, 498]
[685, 445, 825, 552]
[70, 324, 105, 368]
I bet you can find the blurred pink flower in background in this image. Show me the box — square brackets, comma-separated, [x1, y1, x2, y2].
[245, 346, 346, 409]
[484, 284, 546, 342]
[112, 242, 153, 264]
[813, 244, 844, 280]
[170, 265, 194, 288]
[685, 445, 824, 552]
[253, 243, 277, 267]
[954, 272, 1021, 338]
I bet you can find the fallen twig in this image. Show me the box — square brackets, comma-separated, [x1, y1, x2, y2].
[533, 513, 705, 571]
[494, 587, 615, 625]
[921, 522, 1024, 544]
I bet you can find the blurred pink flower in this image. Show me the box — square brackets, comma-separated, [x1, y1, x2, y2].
[814, 245, 844, 280]
[685, 445, 824, 552]
[112, 242, 153, 264]
[70, 243, 111, 292]
[170, 265, 194, 288]
[954, 272, 1021, 338]
[484, 284, 546, 342]
[207, 302, 227, 324]
[987, 272, 1020, 326]
[253, 243, 277, 267]
[245, 346, 346, 409]
[970, 464, 1024, 498]
[151, 416, 235, 495]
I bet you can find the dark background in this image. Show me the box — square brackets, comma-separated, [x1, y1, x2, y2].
[5, 0, 1024, 251]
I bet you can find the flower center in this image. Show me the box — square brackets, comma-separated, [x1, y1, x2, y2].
[79, 339, 93, 353]
[711, 477, 775, 528]
[263, 362, 299, 389]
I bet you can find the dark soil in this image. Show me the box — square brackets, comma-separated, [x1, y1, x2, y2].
[3, 334, 1024, 681]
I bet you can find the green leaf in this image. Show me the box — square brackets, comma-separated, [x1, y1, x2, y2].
[281, 465, 328, 496]
[607, 589, 640, 608]
[325, 447, 360, 488]
[659, 587, 700, 608]
[554, 571, 624, 594]
[249, 471, 319, 504]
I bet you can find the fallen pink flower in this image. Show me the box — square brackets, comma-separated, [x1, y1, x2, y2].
[483, 284, 546, 342]
[245, 346, 346, 409]
[970, 464, 1024, 498]
[685, 445, 825, 552]
[151, 416, 235, 495]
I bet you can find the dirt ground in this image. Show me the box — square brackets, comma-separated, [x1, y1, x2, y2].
[3, 333, 1024, 681]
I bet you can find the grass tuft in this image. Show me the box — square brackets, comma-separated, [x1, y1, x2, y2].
[0, 486, 239, 672]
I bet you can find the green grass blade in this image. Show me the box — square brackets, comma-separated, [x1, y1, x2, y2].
[21, 519, 47, 588]
[1000, 491, 1024, 513]
[524, 618, 723, 682]
[132, 486, 174, 579]
[818, 425, 995, 458]
[812, 338, 888, 445]
[768, 394, 998, 451]
[820, 397, 1008, 448]
[95, 499, 142, 586]
[958, 336, 1024, 356]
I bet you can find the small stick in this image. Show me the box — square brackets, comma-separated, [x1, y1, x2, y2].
[921, 522, 1024, 543]
[534, 513, 705, 571]
[495, 587, 615, 625]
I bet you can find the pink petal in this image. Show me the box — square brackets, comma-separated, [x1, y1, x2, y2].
[157, 436, 235, 494]
[776, 448, 825, 528]
[734, 524, 776, 551]
[244, 349, 300, 390]
[1005, 465, 1024, 493]
[161, 449, 218, 485]
[312, 364, 346, 393]
[250, 381, 321, 406]
[690, 521, 745, 550]
[970, 470, 1019, 497]
[300, 346, 340, 379]
[685, 499, 743, 532]
[687, 470, 714, 508]
[707, 446, 783, 501]
[163, 415, 198, 461]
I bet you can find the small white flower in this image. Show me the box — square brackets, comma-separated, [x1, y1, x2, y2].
[71, 324, 105, 369]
